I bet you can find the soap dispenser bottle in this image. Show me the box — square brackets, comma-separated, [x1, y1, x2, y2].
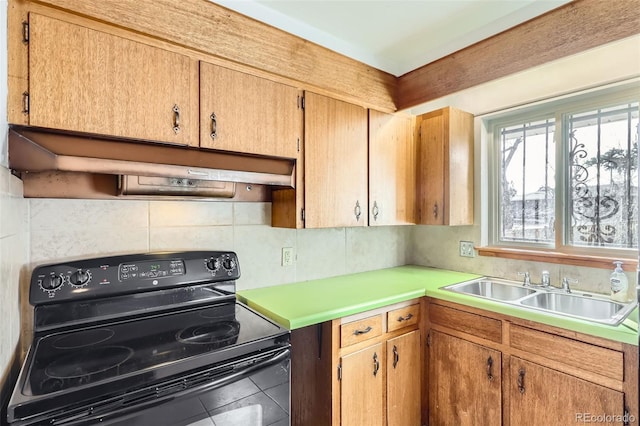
[610, 261, 630, 302]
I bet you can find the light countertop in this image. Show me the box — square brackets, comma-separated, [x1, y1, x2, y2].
[237, 265, 638, 346]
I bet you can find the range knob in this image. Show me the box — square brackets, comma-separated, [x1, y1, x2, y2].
[205, 257, 221, 272]
[222, 257, 236, 271]
[42, 274, 63, 290]
[69, 269, 91, 287]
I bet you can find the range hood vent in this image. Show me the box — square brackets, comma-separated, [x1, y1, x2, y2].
[8, 127, 296, 189]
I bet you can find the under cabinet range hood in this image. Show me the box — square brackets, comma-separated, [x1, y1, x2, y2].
[8, 127, 296, 192]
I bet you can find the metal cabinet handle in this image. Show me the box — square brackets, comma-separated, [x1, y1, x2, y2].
[22, 92, 29, 115]
[373, 352, 380, 376]
[354, 200, 362, 221]
[432, 203, 438, 218]
[486, 356, 493, 381]
[172, 104, 181, 134]
[397, 313, 414, 322]
[392, 345, 399, 369]
[372, 201, 379, 221]
[353, 326, 372, 336]
[517, 368, 525, 394]
[210, 112, 217, 139]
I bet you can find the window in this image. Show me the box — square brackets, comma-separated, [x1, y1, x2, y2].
[488, 87, 639, 258]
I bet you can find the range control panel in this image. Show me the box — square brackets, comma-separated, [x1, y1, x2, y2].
[30, 251, 240, 305]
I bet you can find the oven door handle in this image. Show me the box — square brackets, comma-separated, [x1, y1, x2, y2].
[51, 347, 291, 426]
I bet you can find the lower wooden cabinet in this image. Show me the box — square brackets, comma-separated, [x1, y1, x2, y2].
[291, 301, 421, 426]
[341, 343, 384, 426]
[387, 330, 421, 426]
[291, 297, 636, 426]
[510, 357, 625, 426]
[428, 330, 501, 426]
[426, 298, 637, 426]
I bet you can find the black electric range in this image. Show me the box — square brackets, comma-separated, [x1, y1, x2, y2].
[7, 251, 290, 426]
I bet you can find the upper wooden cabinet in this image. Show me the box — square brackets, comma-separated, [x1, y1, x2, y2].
[303, 92, 368, 228]
[416, 107, 474, 225]
[368, 110, 416, 226]
[27, 13, 198, 146]
[199, 62, 303, 158]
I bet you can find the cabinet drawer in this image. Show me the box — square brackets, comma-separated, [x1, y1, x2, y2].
[341, 315, 383, 347]
[510, 325, 623, 381]
[429, 303, 502, 343]
[387, 304, 419, 332]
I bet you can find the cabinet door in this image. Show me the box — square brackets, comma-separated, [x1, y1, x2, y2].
[387, 330, 421, 426]
[429, 330, 501, 426]
[200, 62, 302, 157]
[341, 343, 384, 426]
[29, 13, 197, 146]
[304, 92, 368, 228]
[416, 107, 473, 225]
[368, 110, 416, 226]
[510, 357, 624, 426]
[417, 110, 445, 225]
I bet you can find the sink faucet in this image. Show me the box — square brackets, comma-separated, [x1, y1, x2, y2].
[541, 270, 550, 288]
[517, 271, 531, 287]
[561, 277, 577, 294]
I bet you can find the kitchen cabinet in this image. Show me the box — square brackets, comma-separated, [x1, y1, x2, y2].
[510, 357, 624, 426]
[27, 13, 198, 146]
[290, 301, 421, 426]
[426, 298, 637, 426]
[199, 62, 303, 158]
[368, 110, 416, 225]
[428, 330, 501, 425]
[302, 92, 368, 228]
[273, 102, 415, 229]
[341, 343, 384, 426]
[416, 106, 474, 225]
[386, 330, 421, 426]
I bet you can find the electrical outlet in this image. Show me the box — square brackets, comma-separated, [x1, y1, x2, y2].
[459, 241, 475, 258]
[282, 247, 294, 266]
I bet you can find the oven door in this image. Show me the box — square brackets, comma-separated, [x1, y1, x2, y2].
[57, 347, 290, 426]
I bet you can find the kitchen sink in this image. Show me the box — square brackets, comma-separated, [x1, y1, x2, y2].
[443, 278, 637, 326]
[446, 279, 537, 301]
[520, 292, 630, 323]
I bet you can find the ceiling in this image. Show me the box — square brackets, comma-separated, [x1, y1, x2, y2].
[213, 0, 572, 77]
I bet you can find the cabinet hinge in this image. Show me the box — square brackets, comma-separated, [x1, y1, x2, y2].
[301, 208, 305, 222]
[22, 21, 29, 44]
[22, 92, 29, 115]
[297, 137, 300, 153]
[337, 364, 342, 381]
[426, 332, 431, 347]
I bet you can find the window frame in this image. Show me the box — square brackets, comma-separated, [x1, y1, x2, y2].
[485, 85, 639, 261]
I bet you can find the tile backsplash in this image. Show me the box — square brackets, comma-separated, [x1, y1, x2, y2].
[29, 199, 410, 289]
[0, 168, 28, 390]
[410, 224, 636, 296]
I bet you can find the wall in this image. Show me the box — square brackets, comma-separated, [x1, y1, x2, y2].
[0, 169, 28, 404]
[28, 200, 410, 290]
[410, 225, 633, 295]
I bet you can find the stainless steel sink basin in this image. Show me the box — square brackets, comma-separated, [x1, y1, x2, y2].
[443, 277, 637, 326]
[519, 292, 629, 323]
[446, 279, 536, 301]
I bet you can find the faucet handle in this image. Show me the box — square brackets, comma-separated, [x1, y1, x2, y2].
[561, 277, 577, 293]
[517, 271, 531, 286]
